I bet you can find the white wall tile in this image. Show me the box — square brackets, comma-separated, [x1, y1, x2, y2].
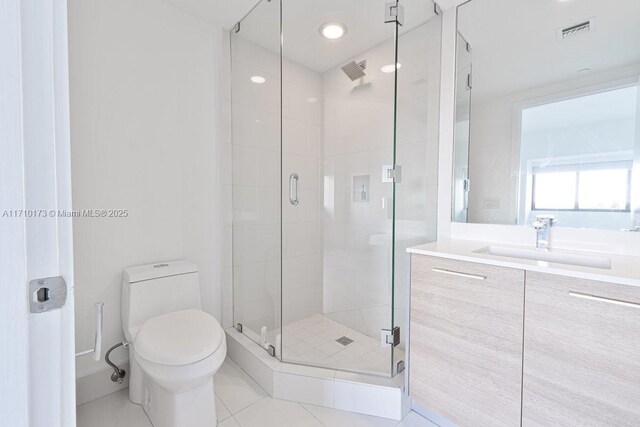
[283, 118, 321, 157]
[232, 224, 280, 265]
[232, 145, 280, 188]
[283, 189, 319, 224]
[231, 60, 280, 115]
[283, 254, 318, 290]
[233, 103, 280, 151]
[234, 260, 281, 303]
[233, 186, 280, 225]
[283, 222, 319, 258]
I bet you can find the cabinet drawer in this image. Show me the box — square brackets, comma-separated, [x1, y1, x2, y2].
[410, 255, 525, 426]
[522, 272, 640, 426]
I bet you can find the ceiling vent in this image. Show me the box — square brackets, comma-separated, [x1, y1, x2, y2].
[557, 17, 596, 41]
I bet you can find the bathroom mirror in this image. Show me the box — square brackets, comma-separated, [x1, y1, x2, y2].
[453, 0, 640, 230]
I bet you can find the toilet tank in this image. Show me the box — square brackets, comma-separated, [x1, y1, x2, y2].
[122, 260, 201, 342]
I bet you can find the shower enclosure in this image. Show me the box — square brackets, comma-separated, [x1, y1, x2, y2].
[231, 0, 441, 377]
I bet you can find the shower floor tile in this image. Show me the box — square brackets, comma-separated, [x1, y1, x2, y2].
[271, 314, 404, 375]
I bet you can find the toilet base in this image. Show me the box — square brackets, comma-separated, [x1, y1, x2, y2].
[128, 338, 227, 427]
[142, 375, 217, 427]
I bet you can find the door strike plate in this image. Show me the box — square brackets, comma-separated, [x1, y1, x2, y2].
[29, 276, 67, 313]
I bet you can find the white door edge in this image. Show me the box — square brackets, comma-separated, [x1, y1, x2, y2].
[1, 1, 76, 426]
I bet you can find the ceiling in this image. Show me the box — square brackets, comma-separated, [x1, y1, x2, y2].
[241, 0, 436, 72]
[161, 0, 438, 73]
[159, 0, 258, 29]
[458, 0, 640, 101]
[159, 0, 458, 32]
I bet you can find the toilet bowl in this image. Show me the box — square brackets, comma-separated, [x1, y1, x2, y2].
[122, 261, 226, 427]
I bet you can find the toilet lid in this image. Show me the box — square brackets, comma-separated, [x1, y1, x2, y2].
[135, 309, 223, 366]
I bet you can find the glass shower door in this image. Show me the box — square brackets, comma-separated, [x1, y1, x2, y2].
[392, 1, 442, 376]
[279, 0, 400, 376]
[230, 0, 282, 355]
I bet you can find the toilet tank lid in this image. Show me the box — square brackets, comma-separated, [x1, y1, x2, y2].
[124, 260, 197, 283]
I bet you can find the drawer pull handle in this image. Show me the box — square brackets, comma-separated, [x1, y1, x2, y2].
[569, 291, 640, 309]
[431, 268, 486, 280]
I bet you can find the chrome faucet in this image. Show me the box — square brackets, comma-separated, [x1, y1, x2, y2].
[532, 215, 555, 250]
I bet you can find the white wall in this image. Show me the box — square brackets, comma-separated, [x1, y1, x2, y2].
[69, 0, 225, 379]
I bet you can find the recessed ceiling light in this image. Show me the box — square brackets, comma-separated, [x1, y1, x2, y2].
[381, 63, 402, 73]
[319, 23, 346, 40]
[250, 76, 266, 84]
[307, 97, 318, 103]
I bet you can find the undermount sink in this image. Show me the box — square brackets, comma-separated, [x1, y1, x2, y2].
[476, 245, 612, 269]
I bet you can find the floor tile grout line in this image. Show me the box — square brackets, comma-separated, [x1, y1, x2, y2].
[299, 402, 328, 426]
[215, 392, 233, 421]
[229, 395, 267, 418]
[216, 358, 269, 417]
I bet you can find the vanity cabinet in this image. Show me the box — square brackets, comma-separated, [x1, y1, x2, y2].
[522, 272, 640, 426]
[410, 255, 525, 426]
[410, 253, 640, 426]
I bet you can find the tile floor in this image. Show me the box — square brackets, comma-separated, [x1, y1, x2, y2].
[268, 315, 405, 375]
[76, 358, 435, 427]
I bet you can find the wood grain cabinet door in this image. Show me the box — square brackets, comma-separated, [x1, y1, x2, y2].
[410, 255, 525, 426]
[522, 272, 640, 426]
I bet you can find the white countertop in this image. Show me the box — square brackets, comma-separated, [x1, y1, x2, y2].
[407, 240, 640, 287]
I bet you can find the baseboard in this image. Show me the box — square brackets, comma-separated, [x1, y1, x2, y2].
[75, 362, 130, 406]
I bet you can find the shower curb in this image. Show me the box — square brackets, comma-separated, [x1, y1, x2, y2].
[225, 328, 410, 420]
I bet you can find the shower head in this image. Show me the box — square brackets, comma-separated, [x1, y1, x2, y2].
[341, 60, 367, 81]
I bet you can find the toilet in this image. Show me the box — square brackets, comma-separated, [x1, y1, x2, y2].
[122, 260, 226, 427]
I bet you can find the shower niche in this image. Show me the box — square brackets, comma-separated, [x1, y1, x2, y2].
[230, 0, 441, 377]
[353, 175, 370, 202]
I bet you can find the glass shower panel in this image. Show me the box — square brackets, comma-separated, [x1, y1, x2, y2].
[392, 1, 442, 375]
[280, 0, 399, 376]
[231, 0, 282, 354]
[453, 32, 472, 223]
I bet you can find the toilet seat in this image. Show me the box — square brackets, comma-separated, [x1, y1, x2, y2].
[135, 309, 223, 366]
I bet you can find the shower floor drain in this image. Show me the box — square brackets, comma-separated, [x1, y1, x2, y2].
[335, 336, 354, 346]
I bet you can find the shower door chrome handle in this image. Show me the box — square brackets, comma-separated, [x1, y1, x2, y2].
[289, 173, 299, 206]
